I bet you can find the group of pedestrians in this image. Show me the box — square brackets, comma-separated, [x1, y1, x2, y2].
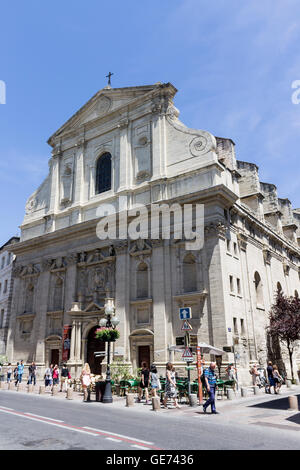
[250, 361, 284, 394]
[44, 363, 71, 392]
[136, 362, 181, 409]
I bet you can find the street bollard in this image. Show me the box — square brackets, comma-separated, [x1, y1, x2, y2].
[152, 397, 161, 411]
[66, 388, 73, 400]
[286, 379, 292, 389]
[288, 395, 299, 411]
[253, 386, 261, 395]
[241, 387, 248, 397]
[8, 382, 15, 391]
[27, 384, 34, 393]
[126, 394, 135, 407]
[52, 385, 59, 396]
[39, 385, 45, 394]
[188, 394, 198, 407]
[295, 378, 299, 386]
[227, 388, 235, 400]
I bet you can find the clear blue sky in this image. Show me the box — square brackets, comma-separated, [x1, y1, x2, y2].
[1, 0, 300, 246]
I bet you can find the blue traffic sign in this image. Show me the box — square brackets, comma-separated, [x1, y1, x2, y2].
[179, 307, 192, 320]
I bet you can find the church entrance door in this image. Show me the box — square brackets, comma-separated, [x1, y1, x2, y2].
[87, 326, 105, 375]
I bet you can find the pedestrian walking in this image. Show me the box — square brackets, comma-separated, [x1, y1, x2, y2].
[80, 363, 91, 402]
[225, 364, 238, 391]
[52, 365, 60, 386]
[17, 360, 24, 384]
[149, 364, 161, 399]
[44, 364, 53, 390]
[250, 364, 260, 387]
[272, 365, 283, 394]
[14, 363, 19, 386]
[60, 363, 70, 392]
[266, 361, 275, 394]
[163, 363, 181, 409]
[203, 362, 218, 414]
[137, 362, 150, 404]
[7, 363, 12, 383]
[28, 362, 37, 385]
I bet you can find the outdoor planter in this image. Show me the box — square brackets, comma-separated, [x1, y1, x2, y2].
[95, 327, 120, 342]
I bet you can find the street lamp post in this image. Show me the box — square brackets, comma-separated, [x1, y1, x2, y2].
[100, 301, 120, 404]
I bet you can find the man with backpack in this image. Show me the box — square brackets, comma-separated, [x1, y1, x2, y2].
[202, 362, 218, 414]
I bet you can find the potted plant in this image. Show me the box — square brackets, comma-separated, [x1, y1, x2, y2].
[95, 327, 120, 342]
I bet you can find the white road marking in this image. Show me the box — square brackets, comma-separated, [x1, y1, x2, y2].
[25, 413, 64, 423]
[131, 445, 147, 450]
[83, 426, 153, 445]
[106, 437, 122, 442]
[0, 406, 14, 410]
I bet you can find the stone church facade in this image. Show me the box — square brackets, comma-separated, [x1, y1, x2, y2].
[6, 82, 300, 383]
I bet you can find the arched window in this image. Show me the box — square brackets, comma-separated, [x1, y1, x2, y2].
[183, 254, 197, 293]
[136, 262, 149, 299]
[254, 271, 264, 306]
[96, 153, 112, 194]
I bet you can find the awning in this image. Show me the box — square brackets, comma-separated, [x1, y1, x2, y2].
[197, 342, 226, 356]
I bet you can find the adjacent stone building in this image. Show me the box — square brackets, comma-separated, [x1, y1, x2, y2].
[6, 82, 300, 383]
[0, 237, 20, 355]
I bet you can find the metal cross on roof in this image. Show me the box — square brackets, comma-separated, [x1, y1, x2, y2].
[106, 72, 114, 86]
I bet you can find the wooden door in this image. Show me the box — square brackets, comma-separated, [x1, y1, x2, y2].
[51, 349, 59, 366]
[138, 345, 150, 369]
[87, 326, 105, 375]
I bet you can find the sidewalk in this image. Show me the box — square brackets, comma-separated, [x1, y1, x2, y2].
[1, 380, 299, 418]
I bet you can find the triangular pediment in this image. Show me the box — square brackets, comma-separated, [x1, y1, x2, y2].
[84, 302, 104, 313]
[48, 83, 176, 144]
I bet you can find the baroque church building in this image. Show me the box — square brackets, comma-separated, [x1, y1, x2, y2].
[6, 82, 300, 383]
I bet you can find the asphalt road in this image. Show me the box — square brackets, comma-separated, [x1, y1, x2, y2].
[0, 391, 299, 450]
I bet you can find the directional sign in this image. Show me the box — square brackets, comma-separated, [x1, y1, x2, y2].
[181, 320, 193, 331]
[182, 347, 194, 362]
[179, 307, 192, 320]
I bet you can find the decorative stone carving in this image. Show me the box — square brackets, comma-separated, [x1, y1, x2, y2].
[130, 239, 152, 255]
[262, 247, 272, 265]
[97, 95, 111, 115]
[66, 252, 79, 266]
[204, 221, 227, 240]
[237, 232, 248, 251]
[114, 241, 128, 255]
[283, 261, 290, 276]
[189, 136, 208, 157]
[118, 118, 129, 129]
[20, 264, 40, 277]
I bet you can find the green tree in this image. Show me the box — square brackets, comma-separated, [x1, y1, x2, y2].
[267, 291, 300, 381]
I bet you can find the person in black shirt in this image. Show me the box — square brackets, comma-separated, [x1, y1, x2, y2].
[28, 362, 37, 386]
[60, 364, 70, 392]
[266, 361, 275, 394]
[137, 362, 150, 404]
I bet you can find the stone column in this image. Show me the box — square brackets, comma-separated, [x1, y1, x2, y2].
[115, 242, 129, 360]
[49, 152, 61, 216]
[203, 223, 229, 348]
[75, 321, 82, 361]
[118, 120, 130, 192]
[152, 240, 168, 363]
[69, 320, 76, 361]
[151, 113, 167, 180]
[34, 269, 51, 363]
